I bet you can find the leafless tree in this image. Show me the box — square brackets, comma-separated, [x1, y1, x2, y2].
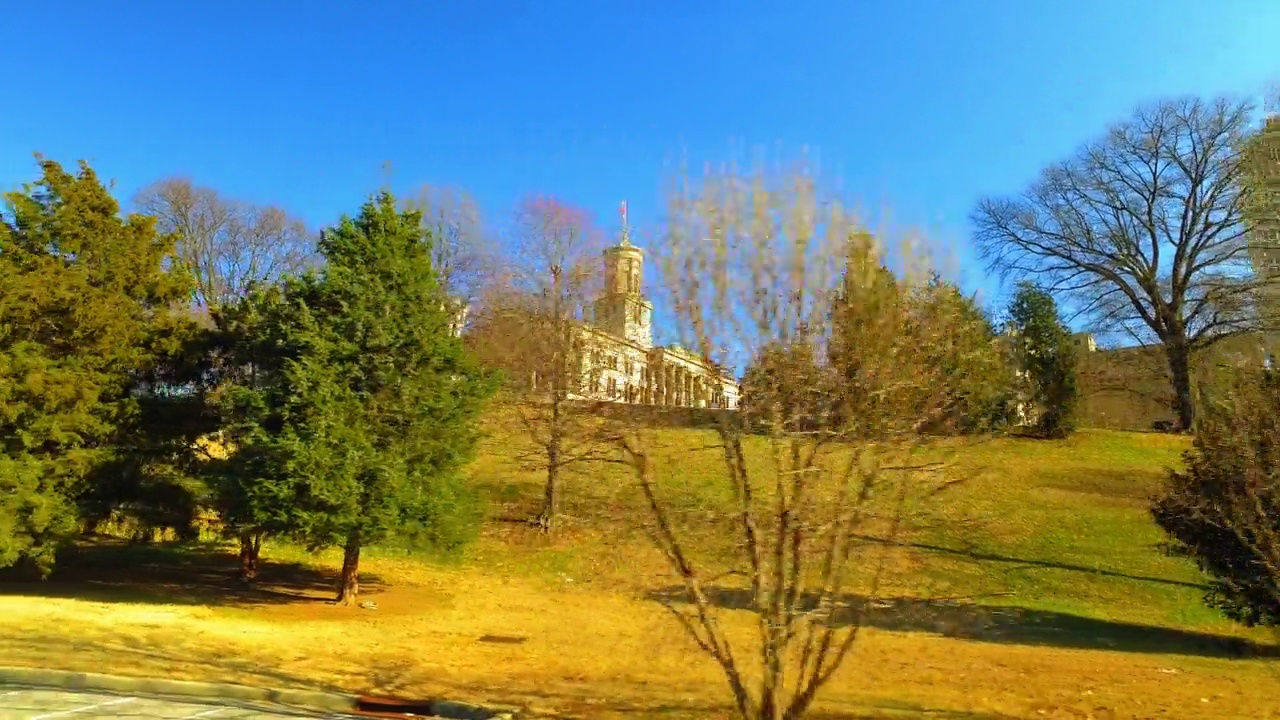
[972, 96, 1275, 430]
[467, 195, 616, 532]
[402, 184, 497, 310]
[619, 158, 983, 720]
[135, 178, 314, 309]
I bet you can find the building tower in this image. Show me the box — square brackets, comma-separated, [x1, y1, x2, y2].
[592, 201, 653, 348]
[1248, 114, 1280, 362]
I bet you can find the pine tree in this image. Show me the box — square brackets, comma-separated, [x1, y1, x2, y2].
[253, 192, 496, 604]
[202, 284, 299, 581]
[0, 157, 190, 573]
[1006, 282, 1079, 438]
[912, 274, 1015, 434]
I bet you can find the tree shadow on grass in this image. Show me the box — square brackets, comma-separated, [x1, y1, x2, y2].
[357, 657, 1019, 720]
[0, 536, 385, 608]
[0, 628, 353, 696]
[858, 535, 1210, 592]
[645, 587, 1275, 659]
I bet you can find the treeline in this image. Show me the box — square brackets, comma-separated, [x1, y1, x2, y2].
[738, 275, 1080, 439]
[0, 158, 495, 604]
[0, 154, 1084, 599]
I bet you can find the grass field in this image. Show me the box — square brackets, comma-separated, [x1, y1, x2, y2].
[1, 418, 1278, 719]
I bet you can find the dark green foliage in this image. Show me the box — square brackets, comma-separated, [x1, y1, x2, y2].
[0, 157, 192, 573]
[912, 274, 1017, 434]
[200, 285, 301, 562]
[824, 245, 1014, 437]
[1152, 368, 1280, 627]
[1006, 282, 1078, 438]
[739, 341, 830, 435]
[213, 192, 495, 596]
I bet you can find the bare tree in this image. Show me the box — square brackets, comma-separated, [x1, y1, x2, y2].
[402, 184, 497, 309]
[971, 96, 1273, 430]
[467, 195, 615, 532]
[619, 158, 983, 720]
[135, 178, 313, 308]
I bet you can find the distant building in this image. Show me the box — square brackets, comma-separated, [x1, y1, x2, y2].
[565, 207, 740, 409]
[1073, 332, 1098, 353]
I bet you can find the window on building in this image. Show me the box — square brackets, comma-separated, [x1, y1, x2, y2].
[608, 377, 617, 398]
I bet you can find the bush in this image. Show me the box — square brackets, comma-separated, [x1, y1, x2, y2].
[1151, 367, 1280, 627]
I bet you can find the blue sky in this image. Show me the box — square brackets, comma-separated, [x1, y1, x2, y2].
[2, 0, 1277, 335]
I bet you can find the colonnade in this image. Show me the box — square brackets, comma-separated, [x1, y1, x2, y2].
[649, 363, 728, 409]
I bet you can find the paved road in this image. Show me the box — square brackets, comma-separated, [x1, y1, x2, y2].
[0, 687, 361, 720]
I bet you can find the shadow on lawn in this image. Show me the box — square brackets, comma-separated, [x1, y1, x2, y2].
[645, 586, 1274, 659]
[0, 537, 385, 607]
[0, 628, 353, 695]
[858, 536, 1210, 592]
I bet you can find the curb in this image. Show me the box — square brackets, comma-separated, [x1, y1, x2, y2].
[0, 666, 518, 719]
[0, 666, 358, 715]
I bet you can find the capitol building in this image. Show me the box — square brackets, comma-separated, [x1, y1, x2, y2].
[566, 220, 740, 410]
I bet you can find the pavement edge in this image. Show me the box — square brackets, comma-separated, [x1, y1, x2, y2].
[0, 665, 359, 715]
[0, 666, 522, 719]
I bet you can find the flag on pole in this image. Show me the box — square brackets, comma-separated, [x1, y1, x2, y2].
[620, 200, 628, 229]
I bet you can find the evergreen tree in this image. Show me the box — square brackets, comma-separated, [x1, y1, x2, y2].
[910, 273, 1016, 434]
[1152, 367, 1280, 627]
[202, 284, 299, 581]
[252, 192, 495, 604]
[0, 158, 190, 573]
[1005, 282, 1079, 438]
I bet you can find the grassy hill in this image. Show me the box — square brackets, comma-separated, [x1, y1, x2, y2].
[1, 417, 1276, 719]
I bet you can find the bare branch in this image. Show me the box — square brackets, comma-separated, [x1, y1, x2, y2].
[135, 178, 314, 309]
[972, 95, 1268, 429]
[402, 184, 497, 307]
[466, 195, 622, 532]
[622, 154, 983, 720]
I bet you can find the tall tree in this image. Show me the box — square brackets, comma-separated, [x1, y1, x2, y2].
[402, 184, 496, 309]
[259, 191, 495, 604]
[1005, 282, 1079, 438]
[200, 285, 300, 581]
[972, 96, 1268, 430]
[467, 195, 612, 532]
[904, 273, 1015, 434]
[0, 157, 190, 573]
[624, 158, 981, 720]
[134, 178, 314, 309]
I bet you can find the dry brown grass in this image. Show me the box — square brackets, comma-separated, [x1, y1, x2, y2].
[0, 555, 1274, 720]
[2, 425, 1279, 719]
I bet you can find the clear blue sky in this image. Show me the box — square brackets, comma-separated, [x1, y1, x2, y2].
[2, 0, 1277, 324]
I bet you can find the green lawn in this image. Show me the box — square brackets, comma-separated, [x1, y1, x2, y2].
[2, 419, 1276, 719]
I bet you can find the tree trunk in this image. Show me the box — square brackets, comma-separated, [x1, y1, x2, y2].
[536, 461, 560, 533]
[237, 531, 262, 582]
[535, 392, 563, 534]
[335, 534, 361, 606]
[1165, 341, 1196, 431]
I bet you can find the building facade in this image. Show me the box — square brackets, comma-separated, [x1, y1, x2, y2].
[569, 224, 740, 410]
